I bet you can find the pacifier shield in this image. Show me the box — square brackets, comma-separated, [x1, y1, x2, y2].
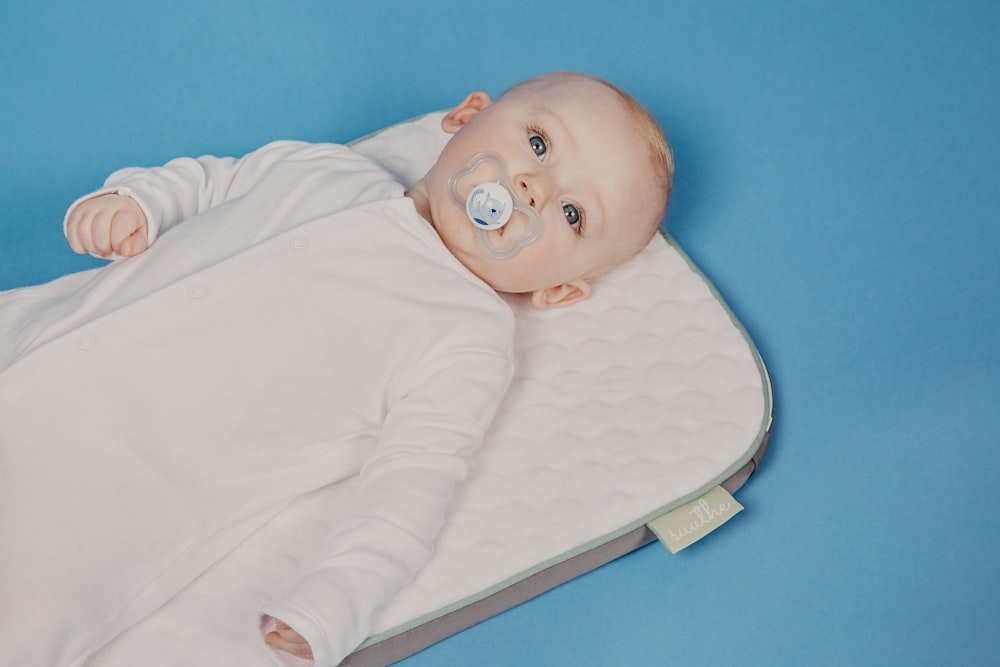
[447, 151, 543, 259]
[466, 181, 513, 230]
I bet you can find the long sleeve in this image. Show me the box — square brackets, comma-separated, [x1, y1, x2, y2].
[260, 346, 514, 667]
[63, 141, 388, 246]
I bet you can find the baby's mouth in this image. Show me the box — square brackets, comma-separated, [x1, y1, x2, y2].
[489, 222, 516, 249]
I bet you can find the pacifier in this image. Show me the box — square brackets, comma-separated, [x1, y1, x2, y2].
[447, 152, 541, 259]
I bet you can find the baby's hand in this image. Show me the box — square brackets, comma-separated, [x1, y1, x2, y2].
[264, 620, 314, 661]
[66, 193, 148, 257]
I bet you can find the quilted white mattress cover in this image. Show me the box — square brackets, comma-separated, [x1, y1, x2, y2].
[85, 113, 771, 667]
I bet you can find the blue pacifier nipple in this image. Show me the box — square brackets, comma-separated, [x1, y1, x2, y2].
[447, 152, 542, 259]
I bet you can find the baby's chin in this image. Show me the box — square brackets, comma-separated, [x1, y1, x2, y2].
[469, 263, 544, 295]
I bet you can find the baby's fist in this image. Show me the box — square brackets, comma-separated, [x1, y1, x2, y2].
[66, 193, 148, 257]
[264, 619, 314, 661]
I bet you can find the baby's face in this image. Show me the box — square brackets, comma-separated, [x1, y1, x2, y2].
[415, 74, 663, 302]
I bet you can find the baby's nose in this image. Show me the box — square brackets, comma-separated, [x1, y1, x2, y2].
[516, 175, 548, 209]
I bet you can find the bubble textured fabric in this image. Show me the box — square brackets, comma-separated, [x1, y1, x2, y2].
[85, 112, 771, 667]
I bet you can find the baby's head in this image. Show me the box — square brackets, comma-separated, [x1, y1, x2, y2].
[407, 71, 673, 309]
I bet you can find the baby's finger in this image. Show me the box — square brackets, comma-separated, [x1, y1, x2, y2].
[88, 210, 114, 257]
[264, 630, 313, 659]
[116, 230, 147, 257]
[274, 623, 308, 644]
[110, 213, 146, 257]
[65, 213, 87, 254]
[66, 200, 104, 254]
[72, 207, 101, 256]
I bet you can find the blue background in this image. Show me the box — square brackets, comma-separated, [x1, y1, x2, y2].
[2, 1, 998, 665]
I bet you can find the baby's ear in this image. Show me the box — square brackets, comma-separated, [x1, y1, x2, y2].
[530, 280, 591, 310]
[442, 92, 492, 134]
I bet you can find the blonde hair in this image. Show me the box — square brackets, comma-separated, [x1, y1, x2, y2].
[503, 72, 674, 259]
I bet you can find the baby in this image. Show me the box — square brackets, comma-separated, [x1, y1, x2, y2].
[0, 71, 672, 666]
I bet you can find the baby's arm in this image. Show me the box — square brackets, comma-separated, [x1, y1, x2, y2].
[64, 141, 337, 256]
[65, 194, 148, 258]
[260, 348, 514, 667]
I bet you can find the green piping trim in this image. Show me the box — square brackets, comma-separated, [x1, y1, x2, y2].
[346, 112, 436, 147]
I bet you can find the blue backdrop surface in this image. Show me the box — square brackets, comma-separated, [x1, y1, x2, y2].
[2, 1, 998, 665]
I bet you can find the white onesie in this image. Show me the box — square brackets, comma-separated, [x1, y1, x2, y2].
[0, 142, 514, 667]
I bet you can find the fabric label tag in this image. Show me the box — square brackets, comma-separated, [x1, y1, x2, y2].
[646, 485, 744, 553]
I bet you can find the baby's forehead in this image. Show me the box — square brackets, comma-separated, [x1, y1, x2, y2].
[507, 75, 620, 108]
[505, 75, 663, 207]
[510, 83, 639, 144]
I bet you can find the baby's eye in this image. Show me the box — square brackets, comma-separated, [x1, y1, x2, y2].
[529, 133, 547, 159]
[563, 203, 581, 228]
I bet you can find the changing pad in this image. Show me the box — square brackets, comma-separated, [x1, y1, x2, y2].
[84, 112, 772, 667]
